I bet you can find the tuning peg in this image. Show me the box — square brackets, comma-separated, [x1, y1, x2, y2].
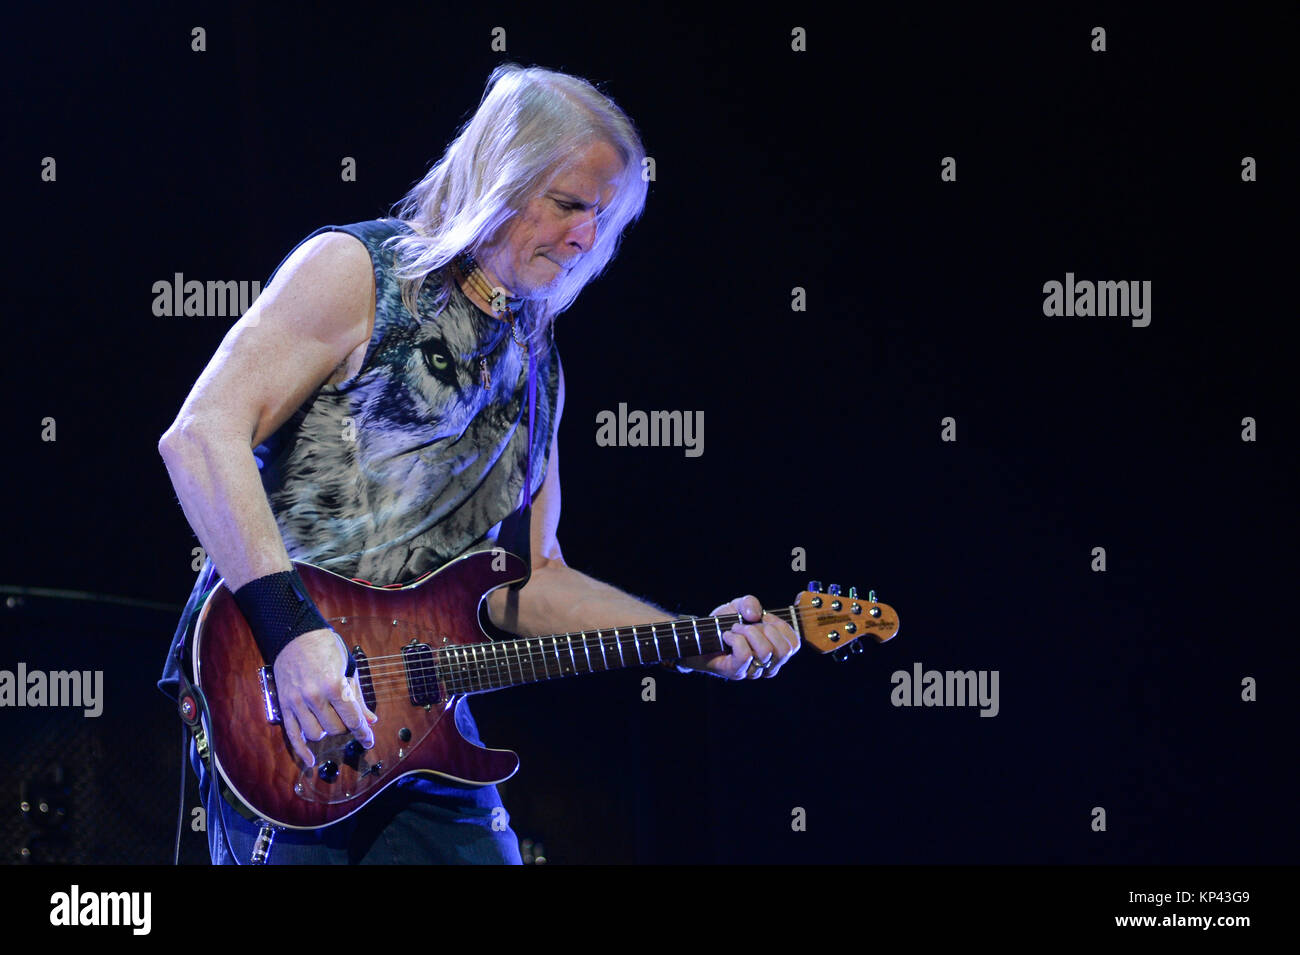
[832, 646, 851, 663]
[827, 584, 841, 596]
[848, 586, 858, 599]
[850, 641, 865, 655]
[808, 580, 822, 593]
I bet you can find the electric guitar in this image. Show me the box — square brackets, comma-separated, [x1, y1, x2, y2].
[190, 549, 899, 829]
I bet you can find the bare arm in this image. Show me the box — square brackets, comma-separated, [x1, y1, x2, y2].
[158, 231, 375, 588]
[159, 230, 379, 762]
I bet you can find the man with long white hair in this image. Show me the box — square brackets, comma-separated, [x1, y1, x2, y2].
[158, 63, 799, 864]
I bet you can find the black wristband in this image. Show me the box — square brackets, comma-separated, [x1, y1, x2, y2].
[232, 568, 331, 666]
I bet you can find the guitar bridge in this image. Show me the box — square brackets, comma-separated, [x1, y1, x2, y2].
[258, 667, 282, 724]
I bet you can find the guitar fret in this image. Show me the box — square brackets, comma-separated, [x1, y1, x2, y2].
[788, 606, 802, 642]
[632, 626, 644, 665]
[468, 644, 482, 692]
[597, 630, 609, 671]
[671, 620, 682, 659]
[449, 645, 463, 694]
[434, 647, 449, 696]
[551, 636, 563, 677]
[447, 641, 462, 696]
[456, 644, 469, 692]
[581, 635, 593, 673]
[691, 617, 703, 655]
[568, 634, 579, 674]
[616, 630, 626, 667]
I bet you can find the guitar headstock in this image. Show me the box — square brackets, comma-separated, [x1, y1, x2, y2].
[795, 582, 899, 661]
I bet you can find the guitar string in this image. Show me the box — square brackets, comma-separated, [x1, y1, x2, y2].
[342, 606, 839, 696]
[351, 605, 805, 680]
[347, 607, 799, 680]
[350, 613, 804, 696]
[344, 606, 804, 674]
[348, 606, 884, 700]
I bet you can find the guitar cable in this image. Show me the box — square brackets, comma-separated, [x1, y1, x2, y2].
[170, 679, 241, 865]
[171, 722, 187, 865]
[199, 700, 243, 865]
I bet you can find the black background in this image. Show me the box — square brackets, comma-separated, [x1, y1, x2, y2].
[2, 3, 1295, 867]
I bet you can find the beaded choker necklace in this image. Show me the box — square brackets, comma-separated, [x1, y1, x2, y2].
[452, 251, 526, 320]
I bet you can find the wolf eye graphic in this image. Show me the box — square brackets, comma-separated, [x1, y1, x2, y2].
[419, 337, 459, 386]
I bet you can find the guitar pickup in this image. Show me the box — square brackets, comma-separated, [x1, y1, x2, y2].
[402, 643, 439, 706]
[259, 667, 281, 724]
[350, 646, 376, 712]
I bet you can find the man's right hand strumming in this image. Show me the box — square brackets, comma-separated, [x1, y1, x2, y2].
[272, 627, 377, 769]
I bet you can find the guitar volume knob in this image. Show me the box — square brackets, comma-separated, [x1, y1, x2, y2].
[318, 761, 339, 783]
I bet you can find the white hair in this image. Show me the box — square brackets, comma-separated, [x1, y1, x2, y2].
[385, 63, 649, 342]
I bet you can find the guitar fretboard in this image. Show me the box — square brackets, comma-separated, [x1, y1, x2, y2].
[429, 607, 801, 695]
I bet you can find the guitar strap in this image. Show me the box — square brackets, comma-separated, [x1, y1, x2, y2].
[495, 334, 539, 591]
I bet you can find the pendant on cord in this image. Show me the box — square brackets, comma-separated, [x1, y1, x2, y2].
[480, 358, 490, 389]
